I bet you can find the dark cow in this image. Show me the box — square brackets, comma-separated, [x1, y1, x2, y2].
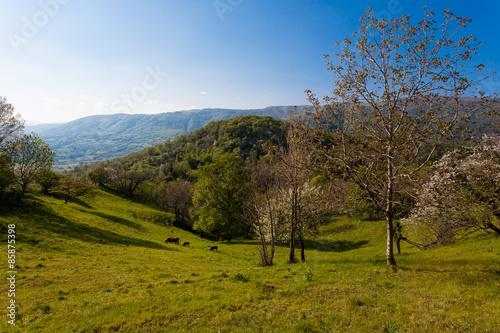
[182, 242, 190, 247]
[209, 246, 218, 251]
[165, 237, 180, 245]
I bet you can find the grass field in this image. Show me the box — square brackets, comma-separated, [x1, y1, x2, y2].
[1, 189, 499, 332]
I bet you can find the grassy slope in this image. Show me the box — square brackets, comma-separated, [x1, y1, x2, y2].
[1, 191, 499, 332]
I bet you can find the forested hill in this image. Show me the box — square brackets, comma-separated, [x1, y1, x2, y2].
[74, 114, 288, 182]
[30, 106, 308, 169]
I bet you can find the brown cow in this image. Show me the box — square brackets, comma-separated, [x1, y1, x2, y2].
[209, 246, 218, 251]
[165, 237, 180, 245]
[182, 242, 190, 247]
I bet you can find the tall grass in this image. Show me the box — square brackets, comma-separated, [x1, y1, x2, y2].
[1, 191, 499, 332]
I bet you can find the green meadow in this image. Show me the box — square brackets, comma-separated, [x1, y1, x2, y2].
[2, 189, 499, 332]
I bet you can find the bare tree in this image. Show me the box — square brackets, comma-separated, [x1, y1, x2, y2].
[106, 164, 153, 198]
[244, 159, 282, 266]
[156, 179, 193, 228]
[270, 126, 331, 263]
[303, 7, 497, 266]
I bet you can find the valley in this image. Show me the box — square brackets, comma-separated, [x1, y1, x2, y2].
[26, 106, 308, 169]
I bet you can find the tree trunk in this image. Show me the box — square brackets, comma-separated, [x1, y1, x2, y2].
[395, 237, 401, 255]
[386, 147, 397, 266]
[127, 180, 134, 197]
[267, 200, 276, 265]
[174, 206, 181, 223]
[270, 242, 275, 265]
[401, 237, 424, 249]
[259, 239, 269, 266]
[386, 214, 396, 265]
[20, 183, 28, 197]
[289, 231, 295, 263]
[289, 186, 298, 263]
[299, 235, 305, 262]
[486, 221, 500, 235]
[401, 237, 438, 250]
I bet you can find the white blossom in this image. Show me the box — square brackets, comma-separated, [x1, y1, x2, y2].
[402, 135, 500, 245]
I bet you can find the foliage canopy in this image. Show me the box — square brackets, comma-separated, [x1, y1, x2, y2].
[303, 7, 497, 265]
[192, 153, 251, 241]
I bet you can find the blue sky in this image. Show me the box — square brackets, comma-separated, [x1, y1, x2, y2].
[1, 0, 499, 124]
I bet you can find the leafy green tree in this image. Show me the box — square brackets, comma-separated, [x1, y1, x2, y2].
[303, 7, 496, 266]
[3, 133, 56, 195]
[0, 154, 15, 202]
[36, 167, 60, 195]
[56, 176, 97, 204]
[192, 153, 251, 241]
[87, 166, 109, 186]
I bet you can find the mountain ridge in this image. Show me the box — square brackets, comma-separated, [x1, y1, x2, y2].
[29, 106, 310, 168]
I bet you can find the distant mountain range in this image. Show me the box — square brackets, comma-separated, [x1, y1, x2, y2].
[26, 106, 309, 169]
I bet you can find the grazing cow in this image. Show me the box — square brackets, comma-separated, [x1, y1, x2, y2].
[165, 237, 180, 245]
[182, 242, 190, 247]
[209, 246, 218, 251]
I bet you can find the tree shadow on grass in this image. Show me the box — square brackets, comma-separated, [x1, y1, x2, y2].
[273, 239, 369, 253]
[68, 196, 93, 209]
[98, 186, 159, 209]
[75, 209, 146, 231]
[319, 223, 358, 235]
[18, 204, 173, 251]
[47, 193, 94, 209]
[305, 239, 370, 252]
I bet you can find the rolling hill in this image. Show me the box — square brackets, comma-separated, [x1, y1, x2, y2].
[27, 106, 308, 169]
[2, 189, 499, 332]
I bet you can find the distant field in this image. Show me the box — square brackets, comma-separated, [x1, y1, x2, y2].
[1, 190, 499, 332]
